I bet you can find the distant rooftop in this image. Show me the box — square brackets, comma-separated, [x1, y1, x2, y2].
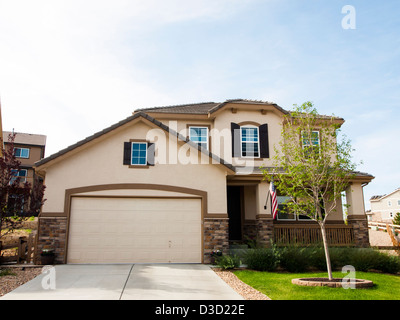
[3, 131, 47, 146]
[370, 187, 400, 201]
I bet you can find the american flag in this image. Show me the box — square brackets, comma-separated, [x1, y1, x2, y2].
[270, 180, 278, 219]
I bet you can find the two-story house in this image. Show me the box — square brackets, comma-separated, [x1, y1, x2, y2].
[34, 99, 374, 264]
[3, 131, 47, 215]
[369, 188, 400, 222]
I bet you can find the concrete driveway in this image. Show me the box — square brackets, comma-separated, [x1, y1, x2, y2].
[1, 264, 244, 300]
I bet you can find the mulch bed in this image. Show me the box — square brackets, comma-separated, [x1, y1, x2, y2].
[0, 266, 43, 297]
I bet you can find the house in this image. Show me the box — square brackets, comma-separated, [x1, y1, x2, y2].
[369, 188, 400, 222]
[34, 99, 374, 264]
[3, 131, 47, 215]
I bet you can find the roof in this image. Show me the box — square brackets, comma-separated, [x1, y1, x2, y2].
[370, 187, 400, 201]
[135, 99, 288, 115]
[3, 131, 46, 146]
[239, 167, 374, 182]
[135, 99, 344, 122]
[35, 112, 235, 173]
[135, 102, 220, 114]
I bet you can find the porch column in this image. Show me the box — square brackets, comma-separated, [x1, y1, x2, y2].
[255, 182, 274, 246]
[345, 182, 370, 247]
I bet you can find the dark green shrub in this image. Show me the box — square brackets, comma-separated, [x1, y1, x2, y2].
[245, 248, 280, 271]
[375, 254, 400, 274]
[347, 248, 381, 272]
[308, 246, 353, 271]
[216, 254, 241, 270]
[278, 246, 313, 272]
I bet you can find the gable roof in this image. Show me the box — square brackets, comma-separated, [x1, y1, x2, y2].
[135, 99, 288, 115]
[3, 131, 47, 146]
[35, 112, 236, 173]
[370, 187, 400, 201]
[135, 99, 344, 123]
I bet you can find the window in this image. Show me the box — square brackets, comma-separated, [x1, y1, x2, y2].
[189, 127, 209, 150]
[276, 195, 312, 221]
[14, 147, 30, 158]
[277, 195, 295, 220]
[302, 130, 320, 157]
[123, 141, 155, 167]
[131, 142, 147, 166]
[231, 123, 269, 158]
[398, 200, 400, 206]
[388, 201, 392, 206]
[241, 126, 260, 158]
[10, 169, 27, 184]
[302, 130, 320, 148]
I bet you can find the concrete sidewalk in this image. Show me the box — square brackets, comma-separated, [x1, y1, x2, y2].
[1, 264, 244, 300]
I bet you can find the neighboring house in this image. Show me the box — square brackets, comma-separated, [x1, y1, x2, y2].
[3, 131, 47, 215]
[34, 99, 374, 264]
[369, 188, 400, 222]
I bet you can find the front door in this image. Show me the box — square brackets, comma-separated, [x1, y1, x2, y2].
[227, 186, 243, 241]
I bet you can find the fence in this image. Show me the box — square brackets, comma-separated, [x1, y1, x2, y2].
[274, 224, 354, 246]
[368, 221, 400, 233]
[368, 221, 400, 250]
[0, 232, 37, 264]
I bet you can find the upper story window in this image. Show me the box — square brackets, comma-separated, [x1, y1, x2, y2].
[14, 147, 30, 158]
[388, 200, 392, 206]
[131, 142, 147, 166]
[302, 130, 320, 158]
[241, 126, 260, 158]
[189, 127, 209, 150]
[123, 141, 155, 167]
[10, 169, 27, 183]
[302, 130, 320, 149]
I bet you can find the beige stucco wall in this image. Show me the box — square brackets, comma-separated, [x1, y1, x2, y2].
[346, 182, 366, 216]
[212, 106, 283, 169]
[41, 118, 229, 214]
[155, 105, 284, 171]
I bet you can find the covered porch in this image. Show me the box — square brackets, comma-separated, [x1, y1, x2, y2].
[226, 172, 373, 248]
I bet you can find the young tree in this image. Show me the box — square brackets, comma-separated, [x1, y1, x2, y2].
[393, 212, 400, 226]
[0, 133, 45, 245]
[262, 102, 358, 280]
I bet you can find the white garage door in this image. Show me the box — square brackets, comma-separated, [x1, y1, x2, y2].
[67, 197, 202, 263]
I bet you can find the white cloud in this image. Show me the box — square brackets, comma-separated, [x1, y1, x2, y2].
[0, 0, 260, 155]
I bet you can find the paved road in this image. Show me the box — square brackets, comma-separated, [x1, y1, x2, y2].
[1, 264, 244, 300]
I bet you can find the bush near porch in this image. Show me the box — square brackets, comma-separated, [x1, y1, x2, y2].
[228, 246, 400, 274]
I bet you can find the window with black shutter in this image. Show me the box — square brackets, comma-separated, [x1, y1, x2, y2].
[123, 141, 155, 167]
[231, 122, 269, 159]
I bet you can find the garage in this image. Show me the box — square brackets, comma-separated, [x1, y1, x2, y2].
[67, 197, 202, 264]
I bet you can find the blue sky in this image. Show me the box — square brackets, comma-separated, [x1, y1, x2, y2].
[0, 0, 399, 209]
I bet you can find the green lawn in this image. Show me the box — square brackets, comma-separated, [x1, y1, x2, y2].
[233, 270, 400, 300]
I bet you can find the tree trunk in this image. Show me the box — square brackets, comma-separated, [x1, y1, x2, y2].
[320, 223, 333, 280]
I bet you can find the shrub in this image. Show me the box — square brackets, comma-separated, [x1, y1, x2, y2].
[347, 248, 382, 272]
[309, 246, 352, 271]
[244, 246, 400, 274]
[216, 254, 241, 270]
[375, 254, 400, 274]
[278, 246, 313, 272]
[393, 212, 400, 226]
[245, 248, 280, 271]
[347, 248, 400, 274]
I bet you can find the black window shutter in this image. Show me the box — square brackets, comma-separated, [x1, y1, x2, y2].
[231, 122, 241, 157]
[147, 143, 155, 166]
[259, 123, 269, 158]
[123, 142, 131, 165]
